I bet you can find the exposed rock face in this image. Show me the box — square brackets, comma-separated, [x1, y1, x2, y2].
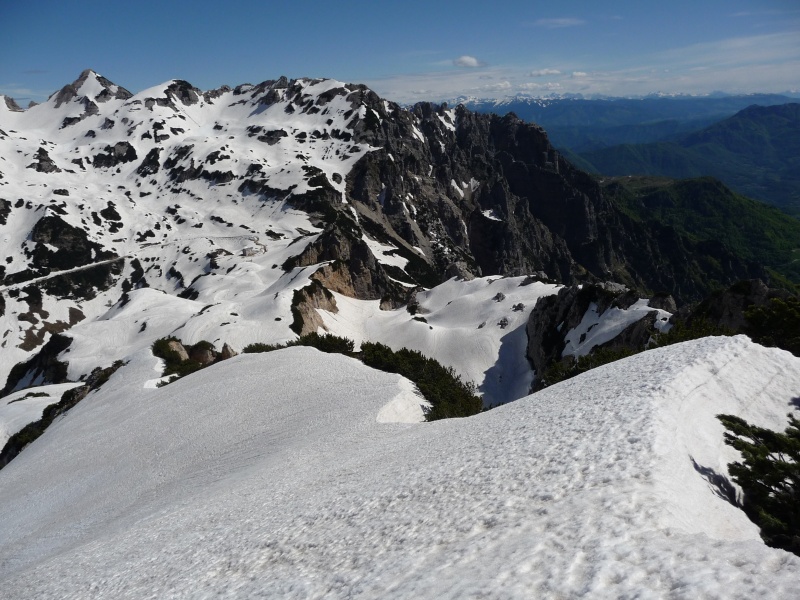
[600, 312, 659, 353]
[27, 148, 61, 173]
[0, 198, 10, 225]
[526, 283, 665, 380]
[3, 96, 22, 112]
[285, 219, 409, 305]
[167, 340, 190, 362]
[340, 104, 761, 302]
[136, 147, 162, 176]
[1, 333, 71, 397]
[189, 344, 215, 366]
[51, 69, 133, 108]
[648, 292, 678, 313]
[165, 80, 201, 106]
[93, 142, 137, 168]
[31, 216, 110, 270]
[290, 281, 338, 336]
[219, 343, 238, 361]
[8, 215, 123, 299]
[526, 286, 589, 378]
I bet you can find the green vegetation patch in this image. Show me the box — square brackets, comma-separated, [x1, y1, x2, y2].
[744, 296, 800, 356]
[603, 176, 800, 288]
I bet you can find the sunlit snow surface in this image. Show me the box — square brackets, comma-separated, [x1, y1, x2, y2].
[1, 336, 798, 598]
[320, 276, 560, 405]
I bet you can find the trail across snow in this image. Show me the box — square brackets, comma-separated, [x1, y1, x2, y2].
[0, 336, 798, 598]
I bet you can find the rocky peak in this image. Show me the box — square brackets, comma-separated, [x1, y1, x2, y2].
[164, 80, 202, 106]
[50, 69, 132, 109]
[2, 96, 23, 112]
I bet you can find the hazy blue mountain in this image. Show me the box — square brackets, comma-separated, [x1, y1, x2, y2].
[581, 104, 800, 215]
[458, 94, 797, 152]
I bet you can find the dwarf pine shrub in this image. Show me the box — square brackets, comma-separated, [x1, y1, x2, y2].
[718, 413, 800, 555]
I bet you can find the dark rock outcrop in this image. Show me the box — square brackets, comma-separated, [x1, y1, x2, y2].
[93, 142, 137, 168]
[27, 147, 61, 173]
[340, 103, 761, 302]
[219, 343, 238, 361]
[1, 333, 72, 397]
[167, 340, 190, 362]
[3, 96, 22, 112]
[189, 343, 216, 366]
[290, 280, 338, 335]
[526, 283, 663, 380]
[10, 215, 123, 298]
[58, 70, 131, 105]
[285, 218, 408, 305]
[0, 198, 10, 225]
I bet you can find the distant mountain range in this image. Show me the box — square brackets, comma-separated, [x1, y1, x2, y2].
[579, 103, 800, 216]
[457, 93, 798, 150]
[460, 95, 800, 216]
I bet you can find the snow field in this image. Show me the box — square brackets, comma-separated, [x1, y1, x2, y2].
[319, 275, 561, 405]
[0, 336, 797, 598]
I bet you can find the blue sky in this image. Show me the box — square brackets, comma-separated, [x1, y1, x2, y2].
[2, 0, 798, 104]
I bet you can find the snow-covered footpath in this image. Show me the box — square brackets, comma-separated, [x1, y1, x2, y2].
[0, 336, 799, 598]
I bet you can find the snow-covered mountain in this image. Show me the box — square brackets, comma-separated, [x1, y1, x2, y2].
[1, 71, 798, 595]
[0, 336, 798, 598]
[0, 70, 764, 398]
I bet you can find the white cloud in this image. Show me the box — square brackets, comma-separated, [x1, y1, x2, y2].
[532, 18, 585, 29]
[528, 68, 561, 77]
[453, 55, 483, 68]
[362, 31, 800, 104]
[658, 32, 800, 68]
[480, 80, 512, 92]
[519, 82, 562, 91]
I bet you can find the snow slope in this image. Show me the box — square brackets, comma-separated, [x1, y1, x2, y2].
[0, 382, 82, 445]
[0, 335, 798, 598]
[320, 275, 560, 404]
